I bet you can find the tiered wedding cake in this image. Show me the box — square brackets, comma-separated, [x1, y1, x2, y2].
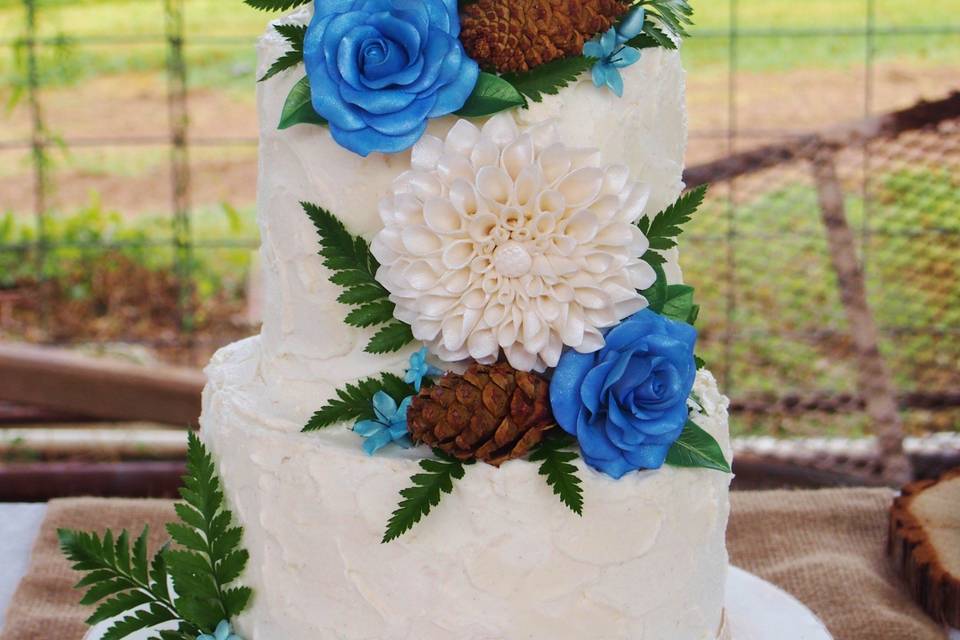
[201, 1, 733, 638]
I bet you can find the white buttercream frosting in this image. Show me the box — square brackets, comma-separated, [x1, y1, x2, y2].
[202, 337, 731, 640]
[198, 8, 730, 639]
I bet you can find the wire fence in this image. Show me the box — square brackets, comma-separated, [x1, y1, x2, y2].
[1, 0, 959, 441]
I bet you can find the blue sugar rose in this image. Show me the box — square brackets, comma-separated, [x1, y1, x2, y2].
[550, 309, 698, 479]
[303, 0, 479, 156]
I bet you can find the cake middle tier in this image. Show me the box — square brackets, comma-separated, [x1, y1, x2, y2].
[201, 335, 732, 640]
[253, 7, 689, 401]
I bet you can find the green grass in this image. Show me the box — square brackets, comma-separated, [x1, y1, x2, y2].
[682, 166, 960, 407]
[0, 192, 258, 296]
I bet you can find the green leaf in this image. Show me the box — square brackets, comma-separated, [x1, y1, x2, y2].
[101, 604, 177, 640]
[278, 76, 328, 129]
[87, 590, 153, 626]
[624, 22, 674, 51]
[57, 434, 249, 639]
[529, 432, 584, 515]
[215, 550, 250, 586]
[366, 321, 415, 354]
[380, 372, 417, 402]
[149, 547, 172, 603]
[665, 420, 730, 473]
[630, 22, 676, 50]
[243, 0, 310, 11]
[58, 527, 188, 638]
[640, 263, 668, 313]
[259, 23, 307, 82]
[638, 185, 708, 267]
[165, 433, 251, 629]
[165, 523, 207, 554]
[131, 527, 149, 584]
[694, 355, 706, 370]
[301, 202, 409, 339]
[339, 285, 392, 306]
[304, 376, 384, 430]
[303, 373, 416, 431]
[383, 453, 467, 543]
[661, 284, 695, 323]
[222, 587, 253, 618]
[345, 300, 396, 327]
[636, 0, 694, 40]
[502, 55, 593, 103]
[80, 578, 132, 606]
[456, 72, 527, 117]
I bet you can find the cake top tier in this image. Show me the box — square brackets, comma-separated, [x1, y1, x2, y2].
[257, 0, 693, 156]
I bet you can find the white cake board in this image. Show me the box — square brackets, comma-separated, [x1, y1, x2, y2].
[83, 566, 838, 640]
[725, 566, 831, 639]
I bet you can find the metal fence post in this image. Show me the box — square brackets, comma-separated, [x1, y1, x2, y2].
[721, 0, 739, 395]
[23, 0, 49, 318]
[164, 0, 194, 338]
[811, 145, 911, 485]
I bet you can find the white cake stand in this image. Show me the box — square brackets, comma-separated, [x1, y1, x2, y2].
[725, 566, 831, 639]
[84, 566, 834, 640]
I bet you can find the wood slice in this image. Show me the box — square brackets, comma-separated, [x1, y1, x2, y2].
[888, 467, 960, 628]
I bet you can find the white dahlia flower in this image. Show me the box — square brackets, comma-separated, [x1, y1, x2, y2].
[370, 113, 657, 372]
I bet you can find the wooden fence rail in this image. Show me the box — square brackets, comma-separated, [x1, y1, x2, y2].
[0, 342, 204, 426]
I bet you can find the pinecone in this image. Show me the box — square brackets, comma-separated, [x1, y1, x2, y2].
[407, 362, 554, 466]
[460, 0, 630, 74]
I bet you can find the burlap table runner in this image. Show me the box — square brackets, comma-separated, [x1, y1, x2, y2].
[1, 489, 947, 640]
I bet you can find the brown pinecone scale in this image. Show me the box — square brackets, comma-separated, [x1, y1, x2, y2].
[407, 362, 554, 466]
[460, 0, 630, 74]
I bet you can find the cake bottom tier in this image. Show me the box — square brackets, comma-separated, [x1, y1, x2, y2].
[201, 336, 733, 640]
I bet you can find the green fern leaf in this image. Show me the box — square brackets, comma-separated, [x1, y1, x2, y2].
[59, 435, 250, 640]
[300, 202, 413, 338]
[165, 523, 207, 554]
[87, 590, 153, 626]
[529, 432, 584, 515]
[637, 185, 708, 265]
[79, 578, 133, 606]
[222, 587, 253, 618]
[149, 546, 172, 603]
[366, 321, 415, 354]
[243, 0, 310, 11]
[211, 527, 243, 563]
[303, 376, 388, 430]
[501, 56, 593, 103]
[259, 24, 306, 82]
[345, 300, 395, 327]
[165, 433, 251, 630]
[380, 372, 418, 400]
[101, 605, 177, 640]
[215, 550, 250, 586]
[131, 528, 149, 584]
[637, 0, 694, 39]
[302, 373, 416, 431]
[634, 22, 677, 50]
[383, 452, 467, 543]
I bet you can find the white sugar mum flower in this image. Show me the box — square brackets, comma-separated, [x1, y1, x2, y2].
[371, 113, 657, 372]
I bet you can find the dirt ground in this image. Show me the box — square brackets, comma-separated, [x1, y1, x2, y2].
[1, 61, 957, 216]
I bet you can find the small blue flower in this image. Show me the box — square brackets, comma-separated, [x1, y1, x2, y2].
[404, 347, 443, 392]
[583, 6, 646, 97]
[197, 620, 242, 640]
[354, 391, 414, 455]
